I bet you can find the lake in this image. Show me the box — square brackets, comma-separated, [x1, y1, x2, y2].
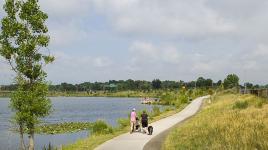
[0, 97, 163, 150]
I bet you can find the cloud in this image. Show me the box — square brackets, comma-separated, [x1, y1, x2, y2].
[93, 57, 113, 67]
[44, 51, 115, 83]
[48, 21, 89, 48]
[1, 0, 268, 85]
[39, 0, 92, 19]
[92, 0, 236, 38]
[130, 41, 181, 64]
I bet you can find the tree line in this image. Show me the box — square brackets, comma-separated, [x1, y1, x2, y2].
[2, 75, 266, 92]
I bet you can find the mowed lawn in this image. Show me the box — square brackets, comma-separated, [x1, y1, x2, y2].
[164, 93, 268, 150]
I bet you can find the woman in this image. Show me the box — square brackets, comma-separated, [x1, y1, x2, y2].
[130, 108, 136, 134]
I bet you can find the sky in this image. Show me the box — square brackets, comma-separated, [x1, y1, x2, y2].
[0, 0, 268, 85]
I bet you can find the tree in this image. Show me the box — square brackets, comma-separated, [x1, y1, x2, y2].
[217, 80, 222, 86]
[0, 0, 54, 149]
[196, 77, 206, 87]
[223, 74, 239, 89]
[152, 79, 162, 89]
[205, 79, 213, 87]
[244, 82, 253, 89]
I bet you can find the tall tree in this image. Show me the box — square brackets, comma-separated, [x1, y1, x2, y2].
[196, 77, 206, 87]
[152, 79, 162, 89]
[0, 0, 54, 150]
[223, 74, 239, 89]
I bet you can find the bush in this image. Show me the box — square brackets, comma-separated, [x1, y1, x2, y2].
[255, 99, 266, 108]
[152, 106, 161, 117]
[179, 95, 188, 104]
[160, 92, 174, 105]
[233, 101, 248, 109]
[164, 107, 173, 112]
[91, 120, 114, 135]
[117, 118, 129, 128]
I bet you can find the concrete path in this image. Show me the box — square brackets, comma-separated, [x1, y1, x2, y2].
[95, 96, 210, 150]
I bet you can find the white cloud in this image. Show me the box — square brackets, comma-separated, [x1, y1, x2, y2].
[1, 0, 268, 84]
[92, 0, 236, 38]
[48, 22, 89, 48]
[93, 57, 113, 67]
[44, 51, 115, 83]
[39, 0, 92, 19]
[130, 41, 181, 64]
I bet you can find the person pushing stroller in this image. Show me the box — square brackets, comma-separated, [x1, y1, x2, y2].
[141, 110, 149, 134]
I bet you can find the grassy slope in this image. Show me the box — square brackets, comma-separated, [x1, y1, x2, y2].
[164, 93, 268, 150]
[63, 104, 187, 150]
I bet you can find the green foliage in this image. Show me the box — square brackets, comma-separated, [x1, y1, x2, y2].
[233, 101, 248, 109]
[117, 118, 129, 128]
[152, 106, 161, 117]
[160, 92, 174, 105]
[223, 74, 239, 89]
[255, 100, 265, 108]
[152, 79, 162, 89]
[0, 0, 54, 148]
[91, 120, 114, 135]
[208, 89, 214, 95]
[33, 122, 93, 134]
[178, 94, 188, 104]
[196, 77, 213, 88]
[10, 76, 52, 133]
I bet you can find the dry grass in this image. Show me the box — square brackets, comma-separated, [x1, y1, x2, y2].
[164, 93, 268, 150]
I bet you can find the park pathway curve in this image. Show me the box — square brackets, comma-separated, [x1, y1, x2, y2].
[95, 95, 210, 150]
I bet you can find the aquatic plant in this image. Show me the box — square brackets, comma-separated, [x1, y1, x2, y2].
[34, 122, 93, 134]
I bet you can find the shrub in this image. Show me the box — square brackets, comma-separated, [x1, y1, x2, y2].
[117, 118, 129, 128]
[255, 99, 266, 108]
[91, 120, 114, 135]
[152, 106, 161, 117]
[179, 95, 188, 104]
[164, 107, 172, 112]
[160, 92, 174, 105]
[233, 101, 248, 109]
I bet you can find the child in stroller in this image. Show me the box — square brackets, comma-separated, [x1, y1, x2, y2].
[134, 117, 141, 132]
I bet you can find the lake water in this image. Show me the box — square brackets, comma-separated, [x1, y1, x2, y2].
[0, 97, 163, 150]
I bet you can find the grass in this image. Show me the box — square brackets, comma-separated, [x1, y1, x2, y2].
[164, 93, 268, 150]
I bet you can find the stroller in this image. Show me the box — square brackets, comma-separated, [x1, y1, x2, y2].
[134, 117, 141, 132]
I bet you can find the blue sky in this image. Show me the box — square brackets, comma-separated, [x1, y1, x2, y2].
[1, 0, 268, 85]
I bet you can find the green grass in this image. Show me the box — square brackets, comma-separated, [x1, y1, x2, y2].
[164, 93, 268, 150]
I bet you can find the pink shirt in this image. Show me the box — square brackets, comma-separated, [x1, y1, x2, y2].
[130, 111, 136, 122]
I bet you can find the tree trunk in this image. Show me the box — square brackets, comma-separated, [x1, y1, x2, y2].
[19, 125, 26, 150]
[28, 132, 34, 150]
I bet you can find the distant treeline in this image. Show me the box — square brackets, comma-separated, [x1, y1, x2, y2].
[1, 77, 267, 92]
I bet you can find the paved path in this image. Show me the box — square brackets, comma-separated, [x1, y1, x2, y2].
[95, 96, 209, 150]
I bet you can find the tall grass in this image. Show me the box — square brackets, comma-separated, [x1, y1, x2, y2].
[164, 93, 268, 150]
